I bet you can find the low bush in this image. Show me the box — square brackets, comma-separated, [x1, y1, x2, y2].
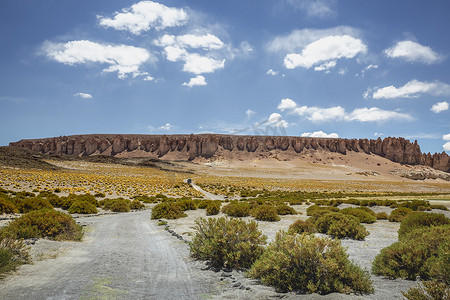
[190, 217, 266, 269]
[130, 199, 145, 210]
[252, 205, 280, 222]
[206, 201, 221, 216]
[68, 200, 98, 214]
[402, 280, 450, 300]
[276, 204, 297, 215]
[101, 198, 131, 212]
[76, 194, 100, 207]
[306, 205, 339, 217]
[110, 199, 131, 212]
[314, 212, 369, 240]
[151, 202, 186, 219]
[388, 207, 413, 222]
[133, 195, 158, 204]
[341, 207, 376, 223]
[222, 202, 252, 217]
[1, 209, 83, 241]
[398, 200, 430, 211]
[287, 219, 316, 235]
[430, 204, 448, 211]
[196, 200, 210, 209]
[176, 198, 197, 211]
[398, 212, 449, 240]
[14, 197, 53, 213]
[0, 234, 30, 276]
[372, 225, 449, 280]
[248, 231, 373, 294]
[376, 212, 389, 220]
[0, 197, 18, 214]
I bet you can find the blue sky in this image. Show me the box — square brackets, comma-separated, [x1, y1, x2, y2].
[1, 0, 450, 154]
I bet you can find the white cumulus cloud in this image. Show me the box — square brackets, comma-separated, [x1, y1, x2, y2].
[368, 80, 450, 99]
[301, 131, 339, 138]
[42, 40, 153, 79]
[431, 101, 449, 113]
[384, 40, 443, 64]
[443, 133, 450, 141]
[346, 107, 412, 122]
[154, 33, 226, 75]
[182, 75, 207, 87]
[444, 142, 450, 151]
[278, 98, 298, 111]
[97, 1, 188, 35]
[278, 98, 412, 122]
[73, 93, 92, 99]
[246, 109, 255, 117]
[267, 113, 289, 128]
[267, 26, 360, 53]
[158, 123, 173, 131]
[267, 69, 278, 76]
[183, 54, 225, 74]
[155, 33, 224, 50]
[283, 35, 367, 70]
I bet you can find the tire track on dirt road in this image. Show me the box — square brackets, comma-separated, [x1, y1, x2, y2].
[0, 210, 216, 300]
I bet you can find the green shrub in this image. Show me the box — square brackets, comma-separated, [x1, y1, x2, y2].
[101, 198, 131, 212]
[190, 217, 266, 269]
[314, 212, 369, 240]
[151, 202, 186, 219]
[176, 198, 197, 211]
[372, 225, 449, 280]
[248, 231, 373, 294]
[287, 219, 316, 235]
[60, 196, 76, 210]
[133, 195, 158, 203]
[0, 234, 30, 276]
[0, 197, 18, 214]
[94, 192, 105, 198]
[222, 202, 252, 217]
[1, 209, 83, 241]
[110, 199, 131, 212]
[398, 200, 430, 211]
[430, 204, 448, 211]
[306, 205, 339, 217]
[398, 212, 449, 240]
[68, 200, 98, 214]
[341, 207, 376, 223]
[276, 204, 297, 215]
[402, 280, 450, 300]
[388, 207, 413, 222]
[376, 212, 389, 220]
[196, 200, 210, 209]
[206, 202, 221, 216]
[252, 205, 280, 222]
[14, 197, 53, 213]
[130, 199, 145, 210]
[359, 200, 378, 207]
[76, 194, 100, 207]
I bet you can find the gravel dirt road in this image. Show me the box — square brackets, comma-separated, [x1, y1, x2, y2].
[0, 210, 218, 300]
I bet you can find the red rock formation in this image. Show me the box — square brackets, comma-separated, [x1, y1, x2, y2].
[9, 134, 450, 172]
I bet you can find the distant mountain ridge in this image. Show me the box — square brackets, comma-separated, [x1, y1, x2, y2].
[10, 134, 450, 173]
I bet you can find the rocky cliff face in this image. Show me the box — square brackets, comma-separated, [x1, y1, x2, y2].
[9, 134, 450, 172]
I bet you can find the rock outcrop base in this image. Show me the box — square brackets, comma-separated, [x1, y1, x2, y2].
[10, 134, 450, 173]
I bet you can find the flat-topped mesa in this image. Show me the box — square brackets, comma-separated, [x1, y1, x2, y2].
[9, 134, 450, 172]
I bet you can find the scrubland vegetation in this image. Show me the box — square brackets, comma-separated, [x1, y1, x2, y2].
[0, 161, 449, 297]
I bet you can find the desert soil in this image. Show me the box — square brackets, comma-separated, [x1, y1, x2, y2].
[2, 201, 448, 299]
[0, 210, 221, 300]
